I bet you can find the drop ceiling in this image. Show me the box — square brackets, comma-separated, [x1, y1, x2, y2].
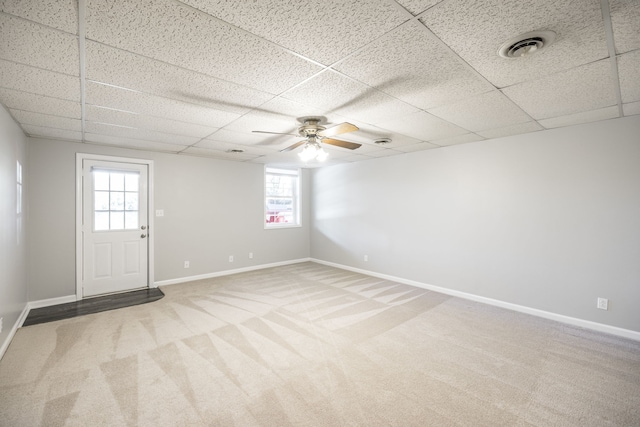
[1, 0, 638, 168]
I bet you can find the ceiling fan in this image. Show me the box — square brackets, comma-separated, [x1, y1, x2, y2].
[253, 117, 361, 161]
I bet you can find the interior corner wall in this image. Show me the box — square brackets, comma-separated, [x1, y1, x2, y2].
[310, 116, 640, 333]
[26, 138, 310, 301]
[0, 105, 28, 352]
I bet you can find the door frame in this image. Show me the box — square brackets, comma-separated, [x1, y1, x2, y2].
[75, 153, 155, 300]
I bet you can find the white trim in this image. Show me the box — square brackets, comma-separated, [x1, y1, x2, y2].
[76, 153, 155, 300]
[310, 258, 640, 342]
[27, 295, 77, 311]
[0, 304, 30, 361]
[156, 258, 311, 287]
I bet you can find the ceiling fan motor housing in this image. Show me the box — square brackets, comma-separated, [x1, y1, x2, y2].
[298, 118, 325, 137]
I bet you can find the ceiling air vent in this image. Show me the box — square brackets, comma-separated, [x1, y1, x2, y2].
[498, 30, 556, 58]
[374, 138, 392, 145]
[226, 149, 245, 153]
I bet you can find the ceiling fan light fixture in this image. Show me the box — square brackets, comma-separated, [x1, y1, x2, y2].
[298, 141, 328, 162]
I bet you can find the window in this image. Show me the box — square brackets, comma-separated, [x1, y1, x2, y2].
[265, 167, 300, 228]
[93, 169, 140, 231]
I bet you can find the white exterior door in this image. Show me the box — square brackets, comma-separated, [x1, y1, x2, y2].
[82, 159, 149, 297]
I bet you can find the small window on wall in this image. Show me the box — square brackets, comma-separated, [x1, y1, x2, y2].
[265, 167, 300, 228]
[93, 169, 140, 231]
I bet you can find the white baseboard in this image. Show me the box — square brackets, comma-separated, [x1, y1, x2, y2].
[311, 258, 640, 342]
[155, 258, 312, 287]
[27, 295, 77, 311]
[0, 303, 29, 361]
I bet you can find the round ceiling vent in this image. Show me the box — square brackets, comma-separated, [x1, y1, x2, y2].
[226, 149, 245, 153]
[498, 30, 556, 58]
[374, 138, 392, 145]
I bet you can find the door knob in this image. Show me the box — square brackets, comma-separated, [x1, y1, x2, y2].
[141, 234, 147, 238]
[141, 225, 147, 230]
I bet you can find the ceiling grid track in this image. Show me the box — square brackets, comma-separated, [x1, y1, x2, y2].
[600, 0, 625, 117]
[78, 0, 87, 141]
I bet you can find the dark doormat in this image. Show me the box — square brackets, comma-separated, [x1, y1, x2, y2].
[23, 288, 165, 326]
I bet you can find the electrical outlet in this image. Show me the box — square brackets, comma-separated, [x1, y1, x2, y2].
[249, 252, 253, 259]
[184, 261, 189, 268]
[229, 255, 234, 263]
[364, 255, 368, 262]
[597, 297, 608, 310]
[156, 209, 164, 217]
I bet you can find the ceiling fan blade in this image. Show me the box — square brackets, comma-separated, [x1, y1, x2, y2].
[280, 140, 307, 152]
[322, 138, 361, 150]
[318, 122, 358, 137]
[252, 130, 299, 136]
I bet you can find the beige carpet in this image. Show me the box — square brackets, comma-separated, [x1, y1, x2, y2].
[1, 262, 639, 426]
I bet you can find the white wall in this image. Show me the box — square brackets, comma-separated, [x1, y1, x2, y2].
[27, 138, 310, 301]
[0, 105, 28, 354]
[310, 116, 640, 333]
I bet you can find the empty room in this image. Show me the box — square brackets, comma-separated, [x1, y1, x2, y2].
[1, 0, 639, 425]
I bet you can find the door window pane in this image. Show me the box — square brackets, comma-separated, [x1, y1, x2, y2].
[95, 212, 110, 231]
[110, 192, 125, 210]
[125, 211, 138, 230]
[94, 171, 110, 191]
[110, 211, 124, 230]
[110, 173, 125, 191]
[125, 192, 138, 210]
[94, 191, 109, 210]
[125, 173, 139, 191]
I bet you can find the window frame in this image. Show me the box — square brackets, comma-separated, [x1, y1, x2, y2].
[264, 166, 301, 229]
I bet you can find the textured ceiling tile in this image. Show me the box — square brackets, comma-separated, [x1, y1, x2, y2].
[618, 50, 640, 103]
[281, 70, 369, 112]
[538, 106, 620, 129]
[477, 121, 544, 140]
[208, 128, 292, 150]
[84, 133, 186, 153]
[335, 20, 493, 110]
[333, 89, 420, 125]
[195, 139, 276, 156]
[396, 0, 444, 15]
[22, 125, 82, 141]
[365, 148, 406, 158]
[85, 0, 321, 94]
[180, 147, 259, 161]
[1, 0, 77, 34]
[222, 111, 300, 139]
[431, 133, 484, 147]
[248, 151, 309, 167]
[420, 0, 608, 87]
[0, 14, 79, 76]
[428, 91, 531, 131]
[10, 109, 81, 131]
[182, 0, 408, 65]
[376, 111, 467, 141]
[623, 101, 640, 116]
[253, 97, 331, 121]
[0, 59, 80, 101]
[0, 87, 81, 118]
[85, 105, 218, 139]
[282, 70, 418, 123]
[85, 82, 240, 128]
[84, 122, 200, 146]
[85, 42, 275, 115]
[610, 0, 640, 54]
[501, 60, 616, 120]
[394, 142, 440, 152]
[334, 153, 378, 163]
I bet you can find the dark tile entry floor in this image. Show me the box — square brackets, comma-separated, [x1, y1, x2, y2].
[23, 288, 165, 326]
